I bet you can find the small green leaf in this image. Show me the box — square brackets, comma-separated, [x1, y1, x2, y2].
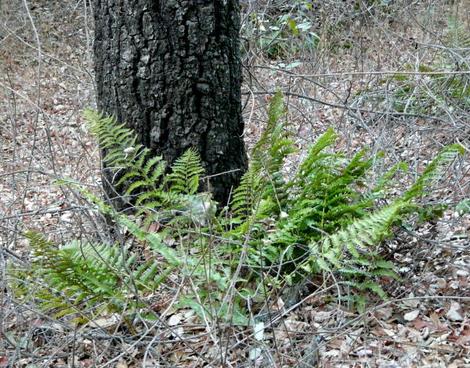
[287, 18, 299, 36]
[456, 199, 470, 215]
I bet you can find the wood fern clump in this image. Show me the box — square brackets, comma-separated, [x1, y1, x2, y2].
[228, 91, 463, 307]
[9, 96, 464, 325]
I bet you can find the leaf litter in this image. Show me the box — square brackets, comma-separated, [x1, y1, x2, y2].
[0, 1, 469, 367]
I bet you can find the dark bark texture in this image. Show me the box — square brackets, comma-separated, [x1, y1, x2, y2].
[93, 0, 247, 205]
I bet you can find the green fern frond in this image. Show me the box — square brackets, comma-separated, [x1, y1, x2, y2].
[403, 144, 464, 201]
[251, 90, 289, 170]
[297, 127, 337, 181]
[144, 156, 166, 179]
[85, 110, 141, 161]
[360, 281, 387, 300]
[305, 201, 406, 276]
[166, 148, 204, 195]
[27, 98, 463, 325]
[124, 179, 151, 197]
[231, 167, 262, 222]
[232, 92, 295, 225]
[255, 92, 295, 206]
[84, 109, 168, 207]
[445, 17, 470, 50]
[372, 161, 409, 197]
[22, 231, 173, 321]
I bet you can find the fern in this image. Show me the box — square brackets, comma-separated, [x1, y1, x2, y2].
[21, 231, 170, 321]
[9, 97, 465, 330]
[371, 161, 408, 198]
[231, 167, 263, 223]
[166, 148, 205, 195]
[403, 144, 464, 201]
[85, 109, 167, 207]
[306, 201, 406, 270]
[85, 110, 207, 220]
[12, 110, 217, 322]
[445, 17, 470, 51]
[231, 91, 295, 226]
[268, 129, 376, 270]
[252, 91, 296, 175]
[227, 94, 464, 303]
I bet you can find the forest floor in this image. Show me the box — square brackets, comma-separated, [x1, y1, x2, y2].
[0, 1, 469, 367]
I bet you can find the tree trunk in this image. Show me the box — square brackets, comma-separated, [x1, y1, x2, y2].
[93, 0, 247, 206]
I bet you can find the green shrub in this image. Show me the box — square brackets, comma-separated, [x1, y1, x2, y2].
[9, 93, 464, 325]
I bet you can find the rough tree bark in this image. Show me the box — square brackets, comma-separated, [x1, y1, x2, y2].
[93, 0, 247, 206]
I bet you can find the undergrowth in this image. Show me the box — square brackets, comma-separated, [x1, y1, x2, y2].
[9, 92, 464, 326]
[375, 17, 470, 115]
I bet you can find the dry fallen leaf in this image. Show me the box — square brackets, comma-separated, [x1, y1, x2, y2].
[168, 313, 184, 326]
[116, 360, 128, 368]
[314, 311, 332, 323]
[456, 334, 470, 346]
[0, 356, 8, 368]
[448, 360, 467, 368]
[354, 348, 373, 357]
[375, 307, 393, 320]
[413, 318, 431, 330]
[404, 309, 420, 322]
[89, 314, 119, 329]
[446, 302, 464, 322]
[435, 278, 447, 289]
[253, 321, 265, 341]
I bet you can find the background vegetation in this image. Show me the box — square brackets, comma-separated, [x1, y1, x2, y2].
[0, 1, 469, 367]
